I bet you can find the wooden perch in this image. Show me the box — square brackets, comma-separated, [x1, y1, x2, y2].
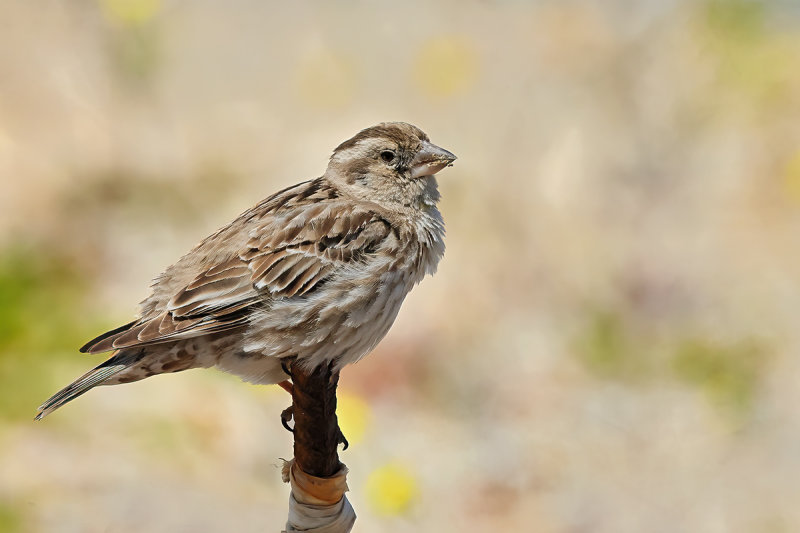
[292, 362, 342, 477]
[283, 362, 356, 532]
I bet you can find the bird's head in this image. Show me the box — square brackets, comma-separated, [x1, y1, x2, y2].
[326, 122, 456, 208]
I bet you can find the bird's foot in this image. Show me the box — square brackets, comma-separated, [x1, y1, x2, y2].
[279, 358, 295, 396]
[281, 405, 294, 432]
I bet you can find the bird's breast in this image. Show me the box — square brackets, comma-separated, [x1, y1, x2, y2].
[238, 211, 444, 370]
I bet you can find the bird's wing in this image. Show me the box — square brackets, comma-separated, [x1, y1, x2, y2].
[80, 201, 392, 353]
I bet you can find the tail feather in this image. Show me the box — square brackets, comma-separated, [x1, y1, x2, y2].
[35, 350, 142, 420]
[79, 320, 137, 353]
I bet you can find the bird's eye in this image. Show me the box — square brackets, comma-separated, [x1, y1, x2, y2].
[380, 150, 396, 163]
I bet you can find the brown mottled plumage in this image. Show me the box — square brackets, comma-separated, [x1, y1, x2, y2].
[36, 122, 455, 419]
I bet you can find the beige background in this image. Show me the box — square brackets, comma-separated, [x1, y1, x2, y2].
[1, 1, 800, 531]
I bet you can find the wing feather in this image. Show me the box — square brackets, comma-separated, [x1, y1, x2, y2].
[80, 194, 393, 354]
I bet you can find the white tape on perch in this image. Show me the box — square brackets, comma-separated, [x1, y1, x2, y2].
[282, 459, 356, 533]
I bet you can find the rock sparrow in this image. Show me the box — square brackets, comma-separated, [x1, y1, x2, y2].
[36, 122, 455, 419]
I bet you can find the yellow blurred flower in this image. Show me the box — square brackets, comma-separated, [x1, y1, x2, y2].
[366, 462, 418, 516]
[336, 390, 370, 445]
[414, 36, 478, 98]
[783, 150, 800, 204]
[98, 0, 161, 25]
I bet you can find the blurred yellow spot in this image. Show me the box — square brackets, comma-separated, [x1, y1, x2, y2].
[366, 462, 418, 516]
[336, 391, 369, 445]
[99, 0, 161, 25]
[295, 50, 356, 109]
[414, 36, 478, 98]
[783, 150, 800, 204]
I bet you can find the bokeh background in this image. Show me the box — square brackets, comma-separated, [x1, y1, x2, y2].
[1, 0, 800, 531]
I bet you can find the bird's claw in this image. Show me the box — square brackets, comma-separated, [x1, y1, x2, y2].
[338, 427, 349, 451]
[281, 405, 294, 432]
[281, 359, 293, 378]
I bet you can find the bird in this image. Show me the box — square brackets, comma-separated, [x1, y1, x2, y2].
[36, 122, 456, 420]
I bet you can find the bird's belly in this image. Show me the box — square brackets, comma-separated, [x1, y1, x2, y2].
[215, 350, 287, 385]
[241, 274, 413, 371]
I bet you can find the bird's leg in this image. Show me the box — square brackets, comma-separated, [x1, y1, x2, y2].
[279, 358, 296, 393]
[279, 381, 295, 431]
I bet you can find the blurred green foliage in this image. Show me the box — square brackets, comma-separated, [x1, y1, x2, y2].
[0, 245, 99, 422]
[574, 310, 649, 381]
[109, 25, 162, 84]
[0, 500, 22, 533]
[673, 338, 767, 418]
[99, 0, 163, 85]
[575, 308, 769, 420]
[703, 0, 795, 107]
[705, 0, 765, 42]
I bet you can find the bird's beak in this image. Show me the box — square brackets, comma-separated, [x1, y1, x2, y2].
[410, 141, 457, 179]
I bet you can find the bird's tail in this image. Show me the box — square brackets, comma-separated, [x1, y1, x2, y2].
[35, 350, 143, 420]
